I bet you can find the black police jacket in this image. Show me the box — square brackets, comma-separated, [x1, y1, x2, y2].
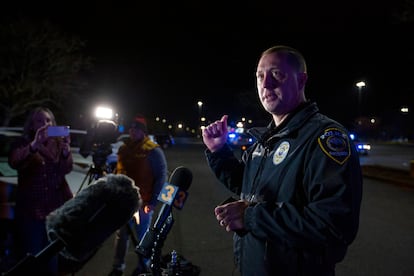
[206, 102, 363, 276]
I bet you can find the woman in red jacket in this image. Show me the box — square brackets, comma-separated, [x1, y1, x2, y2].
[8, 107, 73, 275]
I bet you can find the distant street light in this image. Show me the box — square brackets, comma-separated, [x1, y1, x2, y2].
[197, 101, 203, 137]
[401, 106, 409, 114]
[197, 101, 203, 116]
[355, 81, 366, 116]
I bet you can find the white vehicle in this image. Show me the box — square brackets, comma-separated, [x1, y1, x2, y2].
[0, 129, 22, 220]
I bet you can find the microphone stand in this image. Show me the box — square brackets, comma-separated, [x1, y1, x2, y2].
[135, 210, 175, 276]
[4, 202, 110, 275]
[2, 239, 65, 275]
[149, 212, 174, 276]
[124, 219, 148, 273]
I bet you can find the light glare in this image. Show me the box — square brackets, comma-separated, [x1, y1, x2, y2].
[95, 106, 113, 119]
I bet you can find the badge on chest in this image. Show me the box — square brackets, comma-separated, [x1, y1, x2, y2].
[273, 141, 290, 165]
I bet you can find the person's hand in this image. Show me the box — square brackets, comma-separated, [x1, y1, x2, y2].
[214, 200, 248, 232]
[30, 125, 49, 151]
[143, 204, 154, 214]
[202, 115, 228, 152]
[61, 135, 71, 157]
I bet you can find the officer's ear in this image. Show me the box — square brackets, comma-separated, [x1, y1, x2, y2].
[297, 72, 307, 91]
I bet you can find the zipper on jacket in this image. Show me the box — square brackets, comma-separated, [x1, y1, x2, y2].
[249, 146, 270, 201]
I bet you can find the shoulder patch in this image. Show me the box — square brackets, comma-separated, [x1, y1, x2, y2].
[317, 128, 350, 165]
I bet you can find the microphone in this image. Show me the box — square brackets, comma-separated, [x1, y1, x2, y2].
[4, 174, 141, 275]
[136, 166, 192, 258]
[47, 174, 141, 262]
[154, 166, 192, 229]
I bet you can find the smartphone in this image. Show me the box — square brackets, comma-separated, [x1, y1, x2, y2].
[47, 126, 70, 137]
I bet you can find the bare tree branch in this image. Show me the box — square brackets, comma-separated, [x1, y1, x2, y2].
[0, 18, 92, 126]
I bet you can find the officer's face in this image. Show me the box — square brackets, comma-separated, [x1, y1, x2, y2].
[256, 52, 307, 117]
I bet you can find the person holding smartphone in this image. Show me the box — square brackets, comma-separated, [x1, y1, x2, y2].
[8, 106, 73, 275]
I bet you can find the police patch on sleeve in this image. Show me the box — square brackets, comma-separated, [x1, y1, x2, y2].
[317, 128, 351, 165]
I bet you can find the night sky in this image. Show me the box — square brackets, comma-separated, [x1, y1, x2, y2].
[3, 1, 414, 131]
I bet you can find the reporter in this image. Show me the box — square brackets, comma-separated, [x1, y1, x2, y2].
[8, 107, 73, 275]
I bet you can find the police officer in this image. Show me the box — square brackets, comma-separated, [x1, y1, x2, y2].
[202, 45, 363, 276]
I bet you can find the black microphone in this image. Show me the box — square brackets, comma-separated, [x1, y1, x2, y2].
[136, 166, 192, 258]
[4, 174, 141, 275]
[154, 166, 192, 229]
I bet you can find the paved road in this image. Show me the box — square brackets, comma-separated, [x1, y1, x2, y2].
[336, 177, 414, 276]
[359, 143, 414, 172]
[74, 142, 414, 276]
[3, 141, 414, 275]
[74, 142, 238, 276]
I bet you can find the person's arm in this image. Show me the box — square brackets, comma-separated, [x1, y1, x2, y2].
[205, 144, 244, 195]
[58, 136, 73, 174]
[8, 125, 49, 169]
[203, 114, 245, 194]
[115, 144, 127, 175]
[147, 147, 168, 207]
[8, 137, 33, 169]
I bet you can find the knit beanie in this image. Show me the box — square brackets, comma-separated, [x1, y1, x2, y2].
[130, 114, 148, 133]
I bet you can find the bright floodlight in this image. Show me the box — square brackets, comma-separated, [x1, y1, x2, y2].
[95, 106, 113, 119]
[356, 81, 366, 88]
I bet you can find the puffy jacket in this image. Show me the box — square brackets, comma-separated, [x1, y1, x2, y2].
[117, 136, 167, 206]
[206, 102, 363, 276]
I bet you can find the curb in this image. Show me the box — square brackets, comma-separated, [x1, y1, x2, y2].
[362, 165, 414, 188]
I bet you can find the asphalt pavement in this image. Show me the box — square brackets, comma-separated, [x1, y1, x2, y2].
[2, 140, 413, 276]
[73, 141, 414, 276]
[362, 164, 414, 187]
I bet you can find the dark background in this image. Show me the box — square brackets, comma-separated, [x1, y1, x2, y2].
[2, 1, 413, 133]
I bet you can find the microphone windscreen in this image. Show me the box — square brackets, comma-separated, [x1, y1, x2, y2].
[169, 166, 192, 191]
[46, 174, 141, 263]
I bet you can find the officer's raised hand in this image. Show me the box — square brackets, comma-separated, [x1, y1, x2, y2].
[202, 115, 228, 152]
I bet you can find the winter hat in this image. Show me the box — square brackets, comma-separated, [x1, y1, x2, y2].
[130, 114, 148, 133]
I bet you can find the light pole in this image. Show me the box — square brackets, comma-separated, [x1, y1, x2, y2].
[197, 101, 203, 137]
[197, 101, 203, 117]
[356, 81, 366, 117]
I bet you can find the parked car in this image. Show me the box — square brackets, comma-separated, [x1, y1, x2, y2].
[153, 133, 175, 149]
[227, 132, 256, 151]
[0, 130, 21, 220]
[349, 133, 371, 155]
